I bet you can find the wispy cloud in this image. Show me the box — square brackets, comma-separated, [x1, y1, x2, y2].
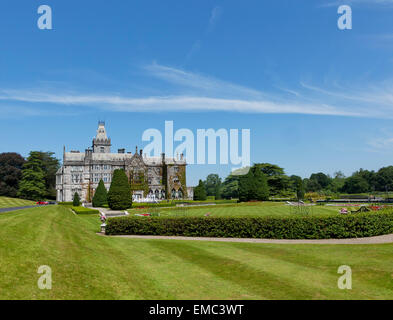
[0, 92, 361, 116]
[1, 63, 393, 118]
[208, 6, 222, 32]
[366, 128, 393, 153]
[144, 62, 264, 98]
[0, 105, 73, 118]
[321, 0, 393, 7]
[184, 6, 223, 64]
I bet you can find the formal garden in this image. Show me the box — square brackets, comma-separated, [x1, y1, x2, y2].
[1, 154, 393, 299]
[65, 168, 393, 241]
[0, 204, 393, 299]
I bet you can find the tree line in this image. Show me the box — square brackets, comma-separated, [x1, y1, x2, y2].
[0, 152, 60, 201]
[2, 151, 393, 202]
[193, 163, 393, 201]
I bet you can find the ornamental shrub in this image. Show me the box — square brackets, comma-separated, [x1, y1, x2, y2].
[92, 179, 108, 207]
[107, 169, 132, 210]
[72, 192, 80, 207]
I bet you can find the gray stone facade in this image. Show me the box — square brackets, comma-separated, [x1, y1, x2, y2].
[56, 122, 190, 202]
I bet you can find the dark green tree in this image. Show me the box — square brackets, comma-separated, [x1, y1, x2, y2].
[92, 179, 108, 207]
[221, 174, 239, 199]
[37, 151, 60, 199]
[375, 166, 393, 191]
[0, 153, 25, 198]
[289, 175, 305, 200]
[328, 171, 346, 193]
[238, 169, 253, 202]
[17, 152, 46, 201]
[255, 163, 289, 196]
[73, 192, 81, 206]
[306, 172, 332, 192]
[342, 175, 369, 194]
[239, 166, 269, 202]
[107, 169, 132, 210]
[252, 166, 269, 201]
[193, 180, 207, 201]
[204, 174, 222, 198]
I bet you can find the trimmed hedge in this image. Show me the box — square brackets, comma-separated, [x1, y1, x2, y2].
[72, 206, 100, 215]
[58, 202, 74, 206]
[105, 211, 393, 239]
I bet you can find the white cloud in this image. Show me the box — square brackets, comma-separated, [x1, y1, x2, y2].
[0, 91, 359, 116]
[2, 63, 393, 118]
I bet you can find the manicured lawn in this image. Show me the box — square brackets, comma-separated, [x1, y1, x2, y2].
[130, 202, 342, 218]
[0, 205, 392, 299]
[0, 196, 36, 208]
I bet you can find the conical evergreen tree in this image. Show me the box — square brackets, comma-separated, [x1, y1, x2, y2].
[107, 169, 132, 210]
[92, 179, 108, 207]
[73, 192, 80, 206]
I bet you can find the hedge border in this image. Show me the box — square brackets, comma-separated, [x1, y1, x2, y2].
[72, 206, 100, 215]
[105, 211, 393, 239]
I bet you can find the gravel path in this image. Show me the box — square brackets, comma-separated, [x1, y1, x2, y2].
[99, 233, 393, 244]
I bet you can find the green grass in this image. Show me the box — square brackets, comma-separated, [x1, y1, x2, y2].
[130, 202, 342, 218]
[0, 205, 393, 299]
[0, 196, 36, 208]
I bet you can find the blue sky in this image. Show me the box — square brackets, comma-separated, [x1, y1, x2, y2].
[1, 0, 393, 185]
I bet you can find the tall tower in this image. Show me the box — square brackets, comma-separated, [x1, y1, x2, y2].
[92, 121, 111, 153]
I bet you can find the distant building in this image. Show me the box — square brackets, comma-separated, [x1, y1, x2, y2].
[56, 122, 191, 202]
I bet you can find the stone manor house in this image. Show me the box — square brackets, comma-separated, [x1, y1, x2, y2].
[56, 122, 192, 202]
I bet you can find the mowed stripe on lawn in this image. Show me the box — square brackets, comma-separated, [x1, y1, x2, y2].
[0, 206, 392, 299]
[0, 196, 36, 208]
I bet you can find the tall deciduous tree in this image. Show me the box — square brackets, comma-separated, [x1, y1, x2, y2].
[17, 152, 46, 201]
[0, 153, 25, 198]
[37, 151, 60, 199]
[255, 163, 289, 196]
[204, 174, 222, 199]
[221, 174, 239, 199]
[108, 169, 132, 210]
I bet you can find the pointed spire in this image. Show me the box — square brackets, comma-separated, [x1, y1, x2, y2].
[96, 121, 108, 140]
[92, 121, 111, 153]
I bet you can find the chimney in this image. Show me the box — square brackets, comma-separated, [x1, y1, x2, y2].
[118, 148, 125, 154]
[161, 152, 165, 164]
